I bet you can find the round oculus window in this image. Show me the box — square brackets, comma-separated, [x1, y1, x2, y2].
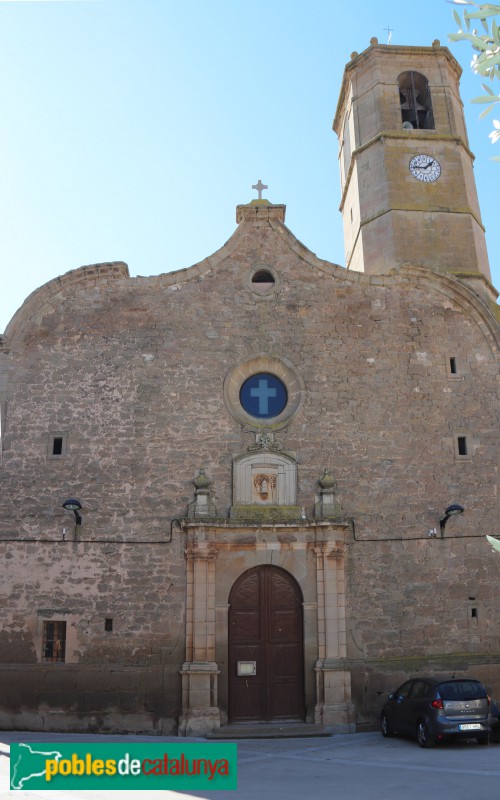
[239, 373, 288, 419]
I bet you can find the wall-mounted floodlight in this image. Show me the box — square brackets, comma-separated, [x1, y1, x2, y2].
[62, 498, 82, 526]
[439, 504, 464, 536]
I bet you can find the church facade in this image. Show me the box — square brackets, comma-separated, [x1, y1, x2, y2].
[0, 40, 499, 736]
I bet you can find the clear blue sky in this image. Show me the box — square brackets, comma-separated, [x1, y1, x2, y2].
[0, 0, 498, 333]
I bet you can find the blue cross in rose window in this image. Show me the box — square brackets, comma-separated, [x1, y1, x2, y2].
[239, 373, 288, 419]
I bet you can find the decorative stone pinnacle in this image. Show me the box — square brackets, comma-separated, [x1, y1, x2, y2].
[193, 468, 210, 492]
[314, 469, 341, 520]
[188, 469, 217, 518]
[319, 469, 336, 492]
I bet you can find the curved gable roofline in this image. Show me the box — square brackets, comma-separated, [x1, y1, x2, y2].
[396, 264, 500, 356]
[3, 261, 130, 349]
[2, 221, 247, 349]
[238, 207, 500, 352]
[2, 204, 347, 349]
[2, 207, 498, 355]
[200, 210, 500, 355]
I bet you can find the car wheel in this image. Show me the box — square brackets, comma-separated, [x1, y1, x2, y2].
[476, 735, 488, 745]
[417, 720, 435, 748]
[381, 712, 394, 738]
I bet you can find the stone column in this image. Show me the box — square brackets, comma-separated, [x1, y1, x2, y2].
[179, 542, 220, 736]
[314, 541, 355, 731]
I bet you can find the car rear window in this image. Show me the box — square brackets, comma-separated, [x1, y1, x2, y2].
[438, 681, 487, 701]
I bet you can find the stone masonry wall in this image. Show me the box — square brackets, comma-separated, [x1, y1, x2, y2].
[0, 209, 498, 731]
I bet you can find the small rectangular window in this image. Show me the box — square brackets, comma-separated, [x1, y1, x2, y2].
[43, 621, 66, 662]
[105, 618, 113, 632]
[47, 432, 68, 458]
[447, 356, 462, 378]
[457, 436, 468, 456]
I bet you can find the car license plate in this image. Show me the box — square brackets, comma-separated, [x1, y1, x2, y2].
[459, 723, 482, 731]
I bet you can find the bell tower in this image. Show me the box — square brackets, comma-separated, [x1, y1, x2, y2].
[333, 39, 495, 301]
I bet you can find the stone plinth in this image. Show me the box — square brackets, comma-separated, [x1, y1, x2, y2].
[179, 661, 220, 737]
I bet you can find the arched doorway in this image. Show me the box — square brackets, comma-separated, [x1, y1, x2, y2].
[228, 565, 305, 723]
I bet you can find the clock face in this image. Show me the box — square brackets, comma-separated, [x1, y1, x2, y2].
[409, 154, 441, 183]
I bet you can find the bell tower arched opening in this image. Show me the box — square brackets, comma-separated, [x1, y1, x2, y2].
[398, 70, 434, 130]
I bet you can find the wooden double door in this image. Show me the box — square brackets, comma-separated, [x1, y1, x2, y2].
[228, 565, 305, 723]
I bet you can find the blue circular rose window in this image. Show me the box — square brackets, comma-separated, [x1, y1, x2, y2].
[239, 373, 288, 419]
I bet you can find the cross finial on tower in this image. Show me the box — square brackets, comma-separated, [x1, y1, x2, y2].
[252, 179, 268, 200]
[384, 25, 394, 45]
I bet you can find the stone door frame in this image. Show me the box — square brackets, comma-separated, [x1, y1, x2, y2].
[178, 520, 355, 737]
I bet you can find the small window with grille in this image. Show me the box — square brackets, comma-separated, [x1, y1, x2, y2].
[398, 71, 435, 130]
[43, 621, 66, 662]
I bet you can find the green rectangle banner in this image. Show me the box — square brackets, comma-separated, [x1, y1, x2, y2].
[10, 742, 238, 791]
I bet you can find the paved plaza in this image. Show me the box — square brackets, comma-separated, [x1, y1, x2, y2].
[1, 731, 499, 800]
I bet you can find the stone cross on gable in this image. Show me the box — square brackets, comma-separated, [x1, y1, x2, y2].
[384, 25, 394, 44]
[252, 179, 268, 200]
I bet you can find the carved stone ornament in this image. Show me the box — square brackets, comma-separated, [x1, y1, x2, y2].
[253, 473, 277, 503]
[230, 448, 301, 520]
[247, 432, 283, 451]
[314, 469, 342, 519]
[188, 469, 217, 518]
[319, 469, 336, 492]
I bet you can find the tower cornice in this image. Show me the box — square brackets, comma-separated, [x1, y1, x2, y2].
[338, 131, 476, 214]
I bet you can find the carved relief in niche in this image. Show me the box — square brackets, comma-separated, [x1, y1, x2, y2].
[253, 473, 277, 504]
[231, 447, 298, 516]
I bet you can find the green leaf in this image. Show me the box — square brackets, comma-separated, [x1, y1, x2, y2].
[491, 155, 500, 160]
[482, 81, 497, 92]
[471, 93, 499, 100]
[479, 102, 496, 116]
[451, 32, 492, 47]
[472, 32, 495, 44]
[453, 8, 463, 26]
[484, 52, 500, 67]
[466, 7, 500, 17]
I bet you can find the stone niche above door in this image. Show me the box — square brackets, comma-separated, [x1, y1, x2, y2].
[230, 448, 301, 521]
